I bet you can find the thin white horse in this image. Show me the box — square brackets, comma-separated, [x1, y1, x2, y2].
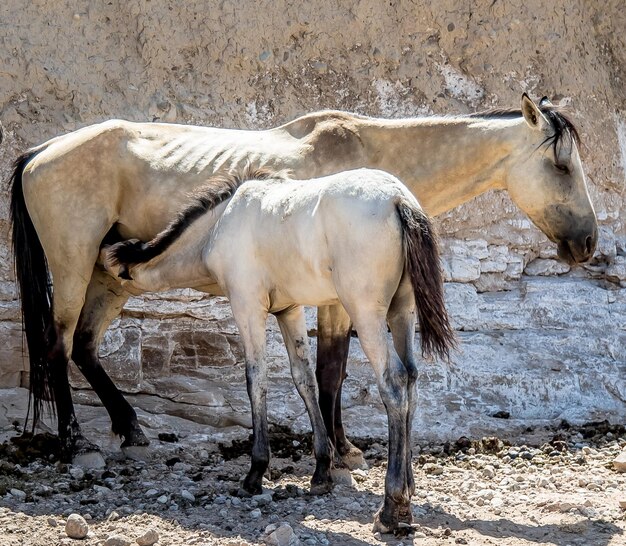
[104, 168, 456, 533]
[9, 94, 596, 467]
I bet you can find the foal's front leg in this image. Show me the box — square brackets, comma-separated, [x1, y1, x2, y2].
[230, 300, 270, 495]
[276, 306, 333, 494]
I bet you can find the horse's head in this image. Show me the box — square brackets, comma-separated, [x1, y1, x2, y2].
[505, 94, 597, 264]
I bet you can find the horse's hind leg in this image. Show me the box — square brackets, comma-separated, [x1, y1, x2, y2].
[46, 266, 106, 466]
[72, 268, 149, 453]
[387, 274, 419, 524]
[316, 304, 366, 470]
[276, 306, 333, 494]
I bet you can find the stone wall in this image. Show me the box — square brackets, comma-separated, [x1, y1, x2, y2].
[1, 0, 624, 440]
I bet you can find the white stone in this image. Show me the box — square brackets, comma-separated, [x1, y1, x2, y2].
[612, 451, 626, 472]
[103, 535, 132, 546]
[265, 523, 298, 546]
[65, 514, 89, 539]
[136, 529, 159, 546]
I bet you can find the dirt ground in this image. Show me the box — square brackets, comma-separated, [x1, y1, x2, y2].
[0, 420, 625, 546]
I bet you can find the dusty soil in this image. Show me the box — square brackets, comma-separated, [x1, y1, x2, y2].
[0, 422, 625, 546]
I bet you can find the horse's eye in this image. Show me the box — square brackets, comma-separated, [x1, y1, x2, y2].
[555, 164, 570, 175]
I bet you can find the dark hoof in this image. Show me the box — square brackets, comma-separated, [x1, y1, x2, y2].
[309, 479, 333, 495]
[119, 422, 150, 448]
[373, 499, 412, 535]
[398, 503, 414, 525]
[62, 436, 105, 468]
[243, 475, 263, 495]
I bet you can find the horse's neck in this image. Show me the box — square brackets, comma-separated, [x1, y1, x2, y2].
[356, 117, 522, 215]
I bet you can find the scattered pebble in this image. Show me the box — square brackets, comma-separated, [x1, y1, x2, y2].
[423, 463, 444, 475]
[136, 528, 159, 546]
[265, 523, 296, 546]
[103, 534, 132, 546]
[65, 513, 89, 539]
[612, 451, 626, 472]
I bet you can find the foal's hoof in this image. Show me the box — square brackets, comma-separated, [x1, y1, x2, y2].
[242, 477, 263, 496]
[372, 509, 395, 535]
[122, 445, 151, 461]
[398, 503, 414, 525]
[73, 450, 106, 469]
[340, 446, 368, 470]
[309, 480, 333, 496]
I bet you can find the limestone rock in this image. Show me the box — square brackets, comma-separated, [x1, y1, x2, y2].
[65, 514, 89, 539]
[524, 258, 570, 276]
[104, 536, 132, 546]
[612, 451, 626, 472]
[136, 529, 159, 546]
[265, 523, 298, 546]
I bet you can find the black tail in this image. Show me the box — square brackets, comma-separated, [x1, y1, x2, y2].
[396, 199, 456, 361]
[10, 150, 55, 427]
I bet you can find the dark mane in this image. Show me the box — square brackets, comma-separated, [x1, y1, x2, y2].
[469, 104, 581, 156]
[107, 167, 282, 270]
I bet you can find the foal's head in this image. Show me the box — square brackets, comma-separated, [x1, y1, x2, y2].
[501, 94, 597, 264]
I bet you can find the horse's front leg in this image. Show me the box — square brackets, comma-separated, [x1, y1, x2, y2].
[276, 306, 333, 494]
[316, 304, 366, 470]
[230, 299, 270, 495]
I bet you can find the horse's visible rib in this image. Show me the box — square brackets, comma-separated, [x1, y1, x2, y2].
[109, 167, 283, 269]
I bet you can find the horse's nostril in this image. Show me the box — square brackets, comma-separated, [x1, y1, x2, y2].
[585, 235, 594, 256]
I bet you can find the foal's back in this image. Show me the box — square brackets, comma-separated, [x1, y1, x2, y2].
[206, 168, 416, 311]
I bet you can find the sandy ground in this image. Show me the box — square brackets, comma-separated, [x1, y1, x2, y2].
[0, 412, 625, 546]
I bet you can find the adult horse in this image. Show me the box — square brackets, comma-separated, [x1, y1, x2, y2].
[103, 167, 455, 532]
[9, 94, 597, 466]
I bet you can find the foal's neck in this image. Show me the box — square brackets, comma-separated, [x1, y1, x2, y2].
[357, 116, 522, 216]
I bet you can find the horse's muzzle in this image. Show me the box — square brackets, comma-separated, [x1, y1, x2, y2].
[557, 229, 597, 265]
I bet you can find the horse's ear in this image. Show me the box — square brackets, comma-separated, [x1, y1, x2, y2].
[521, 93, 550, 131]
[539, 96, 552, 107]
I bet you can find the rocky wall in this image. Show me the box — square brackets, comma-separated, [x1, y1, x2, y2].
[0, 0, 624, 440]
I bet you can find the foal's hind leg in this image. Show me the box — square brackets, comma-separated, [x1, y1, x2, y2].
[317, 304, 366, 470]
[348, 311, 410, 534]
[276, 306, 333, 494]
[72, 268, 149, 454]
[388, 275, 420, 524]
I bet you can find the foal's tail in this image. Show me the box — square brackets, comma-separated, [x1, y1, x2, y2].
[396, 199, 456, 361]
[10, 150, 55, 427]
